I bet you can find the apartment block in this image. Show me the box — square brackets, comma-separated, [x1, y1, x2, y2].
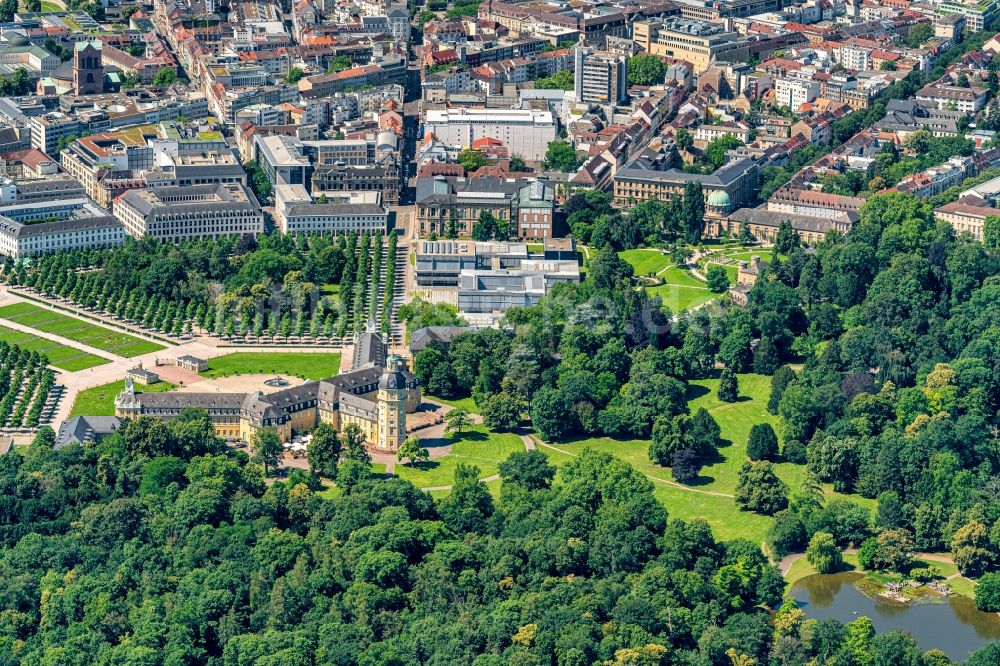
[574, 47, 628, 106]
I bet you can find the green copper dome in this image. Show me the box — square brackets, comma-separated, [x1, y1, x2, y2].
[707, 190, 732, 208]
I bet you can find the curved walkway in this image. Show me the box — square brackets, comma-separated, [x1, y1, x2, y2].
[779, 549, 960, 577]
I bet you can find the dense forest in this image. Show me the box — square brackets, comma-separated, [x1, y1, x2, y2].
[6, 414, 1000, 665]
[415, 191, 1000, 584]
[0, 231, 399, 340]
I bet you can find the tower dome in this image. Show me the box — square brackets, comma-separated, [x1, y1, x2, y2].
[378, 355, 408, 390]
[706, 190, 732, 209]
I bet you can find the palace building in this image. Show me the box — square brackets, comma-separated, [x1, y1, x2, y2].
[113, 333, 420, 451]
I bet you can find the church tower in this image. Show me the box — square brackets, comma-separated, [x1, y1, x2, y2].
[376, 355, 407, 452]
[73, 41, 104, 95]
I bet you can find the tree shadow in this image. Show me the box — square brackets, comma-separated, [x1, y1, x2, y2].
[449, 429, 487, 443]
[417, 436, 453, 449]
[686, 383, 710, 401]
[712, 436, 734, 452]
[685, 473, 716, 487]
[403, 459, 441, 473]
[733, 395, 753, 403]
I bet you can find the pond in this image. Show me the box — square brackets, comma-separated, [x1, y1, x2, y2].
[793, 572, 1000, 661]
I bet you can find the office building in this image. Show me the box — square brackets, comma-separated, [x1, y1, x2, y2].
[422, 108, 556, 162]
[275, 184, 388, 235]
[255, 134, 312, 187]
[414, 239, 580, 320]
[114, 183, 264, 241]
[632, 18, 748, 72]
[0, 215, 124, 258]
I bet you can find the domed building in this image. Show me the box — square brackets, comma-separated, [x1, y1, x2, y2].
[706, 189, 733, 215]
[702, 189, 734, 236]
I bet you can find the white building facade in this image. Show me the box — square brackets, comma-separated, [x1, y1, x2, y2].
[422, 108, 557, 161]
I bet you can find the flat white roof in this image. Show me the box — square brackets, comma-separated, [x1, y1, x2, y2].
[424, 108, 554, 124]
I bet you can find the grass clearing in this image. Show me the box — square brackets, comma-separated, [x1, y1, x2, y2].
[0, 324, 108, 371]
[201, 352, 342, 381]
[687, 373, 784, 493]
[425, 394, 480, 414]
[646, 284, 719, 314]
[619, 249, 672, 276]
[533, 372, 879, 544]
[70, 379, 176, 416]
[395, 425, 522, 488]
[643, 264, 720, 313]
[705, 262, 739, 283]
[0, 303, 163, 357]
[543, 434, 775, 542]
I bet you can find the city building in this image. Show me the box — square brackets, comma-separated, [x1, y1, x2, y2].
[55, 416, 123, 450]
[275, 184, 389, 234]
[114, 337, 419, 451]
[916, 84, 989, 113]
[408, 326, 475, 353]
[114, 183, 265, 241]
[937, 0, 997, 32]
[422, 108, 557, 162]
[415, 175, 557, 238]
[612, 150, 759, 223]
[726, 207, 853, 245]
[574, 47, 628, 106]
[254, 134, 312, 187]
[774, 75, 820, 110]
[311, 161, 401, 204]
[933, 201, 991, 241]
[0, 215, 124, 258]
[632, 18, 748, 72]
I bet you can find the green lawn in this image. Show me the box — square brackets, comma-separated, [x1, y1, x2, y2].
[0, 324, 108, 371]
[395, 425, 523, 488]
[425, 394, 480, 414]
[687, 373, 786, 493]
[646, 283, 718, 313]
[531, 372, 877, 544]
[201, 352, 342, 380]
[0, 303, 163, 357]
[69, 379, 176, 417]
[619, 249, 672, 276]
[642, 264, 720, 313]
[659, 265, 708, 288]
[705, 261, 739, 283]
[39, 0, 62, 10]
[538, 435, 775, 543]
